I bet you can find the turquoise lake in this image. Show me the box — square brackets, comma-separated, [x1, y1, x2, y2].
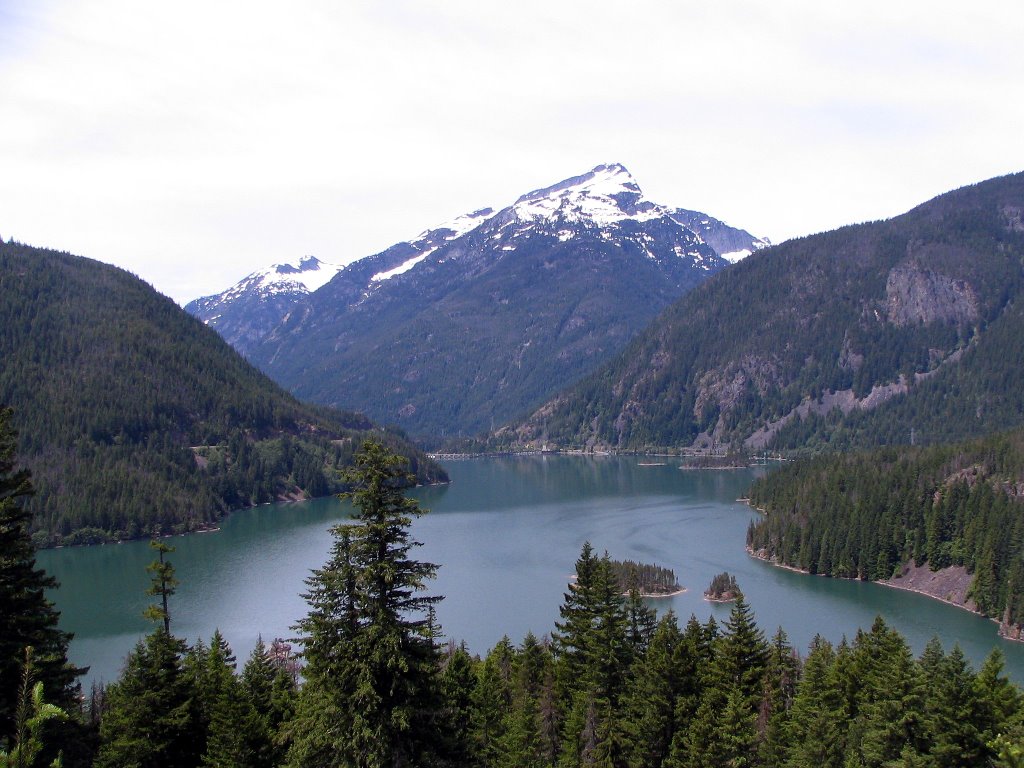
[37, 455, 1024, 687]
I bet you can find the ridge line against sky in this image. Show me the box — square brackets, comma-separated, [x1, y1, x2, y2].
[1, 0, 1023, 304]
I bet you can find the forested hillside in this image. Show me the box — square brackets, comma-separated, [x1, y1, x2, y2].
[0, 240, 445, 545]
[747, 427, 1024, 633]
[503, 172, 1024, 452]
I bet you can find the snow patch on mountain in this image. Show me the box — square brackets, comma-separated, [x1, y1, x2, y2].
[668, 208, 770, 263]
[370, 248, 437, 282]
[429, 207, 495, 239]
[369, 208, 497, 283]
[721, 249, 753, 263]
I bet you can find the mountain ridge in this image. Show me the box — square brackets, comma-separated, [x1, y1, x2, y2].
[498, 171, 1024, 453]
[190, 164, 767, 439]
[185, 255, 343, 355]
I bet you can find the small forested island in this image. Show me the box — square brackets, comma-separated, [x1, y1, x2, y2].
[607, 558, 683, 596]
[705, 570, 742, 601]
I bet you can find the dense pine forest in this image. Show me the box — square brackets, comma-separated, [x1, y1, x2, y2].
[5, 437, 1024, 767]
[0, 240, 445, 546]
[747, 426, 1024, 633]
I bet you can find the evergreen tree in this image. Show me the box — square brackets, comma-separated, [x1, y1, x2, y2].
[992, 734, 1024, 768]
[285, 440, 447, 768]
[782, 636, 846, 768]
[144, 541, 178, 636]
[718, 686, 758, 767]
[718, 595, 769, 714]
[975, 648, 1022, 748]
[663, 616, 718, 768]
[847, 618, 926, 768]
[622, 611, 682, 768]
[624, 581, 658, 656]
[192, 630, 265, 768]
[284, 524, 362, 766]
[95, 543, 196, 768]
[439, 643, 480, 768]
[0, 647, 67, 768]
[508, 632, 559, 767]
[922, 644, 986, 767]
[498, 636, 550, 768]
[558, 555, 631, 768]
[473, 637, 515, 766]
[239, 638, 295, 768]
[0, 408, 80, 744]
[676, 694, 728, 768]
[586, 556, 633, 708]
[554, 542, 600, 705]
[758, 628, 800, 766]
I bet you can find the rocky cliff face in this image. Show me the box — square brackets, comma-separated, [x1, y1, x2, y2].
[884, 263, 979, 327]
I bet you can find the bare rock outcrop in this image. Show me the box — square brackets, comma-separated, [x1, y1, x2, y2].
[884, 264, 979, 327]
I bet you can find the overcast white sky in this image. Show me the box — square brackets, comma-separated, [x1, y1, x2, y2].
[2, 0, 1023, 304]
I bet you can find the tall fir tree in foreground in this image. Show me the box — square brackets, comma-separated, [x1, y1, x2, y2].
[0, 407, 81, 749]
[286, 440, 448, 768]
[95, 541, 197, 768]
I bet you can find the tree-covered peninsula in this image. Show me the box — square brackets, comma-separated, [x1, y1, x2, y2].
[0, 241, 446, 546]
[747, 426, 1024, 636]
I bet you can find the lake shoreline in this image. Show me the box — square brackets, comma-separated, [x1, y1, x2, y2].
[39, 478, 450, 550]
[639, 587, 686, 599]
[746, 546, 1024, 644]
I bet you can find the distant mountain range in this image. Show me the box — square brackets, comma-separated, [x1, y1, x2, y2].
[188, 163, 768, 438]
[500, 171, 1024, 452]
[186, 255, 343, 355]
[0, 240, 445, 545]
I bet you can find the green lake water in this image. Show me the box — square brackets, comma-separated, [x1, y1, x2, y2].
[37, 455, 1024, 687]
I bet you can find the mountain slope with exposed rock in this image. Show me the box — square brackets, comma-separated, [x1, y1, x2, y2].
[195, 163, 767, 439]
[185, 255, 343, 356]
[500, 171, 1024, 452]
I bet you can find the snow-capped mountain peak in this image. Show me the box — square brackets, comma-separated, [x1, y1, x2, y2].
[184, 255, 344, 354]
[510, 163, 664, 228]
[516, 163, 639, 203]
[188, 163, 769, 362]
[228, 255, 343, 299]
